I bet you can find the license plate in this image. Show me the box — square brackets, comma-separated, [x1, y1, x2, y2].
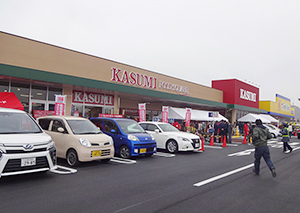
[140, 148, 146, 153]
[21, 158, 36, 167]
[92, 150, 102, 157]
[195, 143, 200, 148]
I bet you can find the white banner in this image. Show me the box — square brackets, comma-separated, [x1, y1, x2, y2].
[162, 106, 169, 123]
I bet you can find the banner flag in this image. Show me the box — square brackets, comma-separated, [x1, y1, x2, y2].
[162, 106, 169, 123]
[55, 95, 66, 116]
[185, 108, 192, 127]
[138, 103, 146, 122]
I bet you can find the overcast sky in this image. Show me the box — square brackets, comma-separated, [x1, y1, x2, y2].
[1, 1, 300, 106]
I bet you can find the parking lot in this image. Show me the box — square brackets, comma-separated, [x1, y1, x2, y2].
[1, 137, 300, 213]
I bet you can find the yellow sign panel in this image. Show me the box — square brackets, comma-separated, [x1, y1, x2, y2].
[274, 94, 294, 116]
[259, 94, 295, 117]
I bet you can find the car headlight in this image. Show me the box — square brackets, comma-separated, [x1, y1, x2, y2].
[179, 137, 190, 142]
[79, 138, 91, 147]
[151, 135, 155, 141]
[47, 139, 55, 150]
[109, 137, 114, 145]
[128, 134, 139, 141]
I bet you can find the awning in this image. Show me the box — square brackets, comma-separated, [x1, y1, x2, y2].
[0, 92, 24, 111]
[160, 107, 228, 121]
[237, 113, 271, 123]
[259, 114, 279, 123]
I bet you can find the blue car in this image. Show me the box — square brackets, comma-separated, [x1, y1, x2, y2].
[90, 117, 156, 158]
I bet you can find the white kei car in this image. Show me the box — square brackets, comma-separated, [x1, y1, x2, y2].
[139, 121, 201, 153]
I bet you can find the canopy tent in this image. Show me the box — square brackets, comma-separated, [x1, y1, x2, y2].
[0, 92, 24, 111]
[160, 107, 228, 122]
[237, 113, 271, 123]
[259, 114, 279, 123]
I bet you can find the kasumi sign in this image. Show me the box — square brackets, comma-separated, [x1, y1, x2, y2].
[111, 68, 190, 96]
[212, 79, 259, 108]
[72, 91, 114, 106]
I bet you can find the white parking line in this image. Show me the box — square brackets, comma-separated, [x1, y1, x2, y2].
[110, 157, 137, 164]
[193, 163, 254, 187]
[50, 165, 77, 174]
[154, 152, 175, 157]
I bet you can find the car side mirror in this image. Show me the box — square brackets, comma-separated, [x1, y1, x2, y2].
[154, 129, 160, 133]
[111, 129, 116, 134]
[57, 127, 65, 133]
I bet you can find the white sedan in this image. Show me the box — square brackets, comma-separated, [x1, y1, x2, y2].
[139, 122, 201, 153]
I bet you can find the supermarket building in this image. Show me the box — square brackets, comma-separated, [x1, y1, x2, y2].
[0, 31, 265, 122]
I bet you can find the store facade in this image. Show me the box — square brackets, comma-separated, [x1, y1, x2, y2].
[259, 94, 295, 122]
[212, 79, 267, 122]
[0, 31, 232, 120]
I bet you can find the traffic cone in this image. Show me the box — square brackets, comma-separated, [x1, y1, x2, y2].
[209, 135, 214, 146]
[222, 136, 227, 147]
[242, 135, 247, 144]
[199, 136, 205, 151]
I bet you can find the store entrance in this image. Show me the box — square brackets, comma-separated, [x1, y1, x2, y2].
[84, 106, 103, 118]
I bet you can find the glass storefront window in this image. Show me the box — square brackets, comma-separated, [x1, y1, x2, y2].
[31, 85, 47, 100]
[11, 82, 30, 112]
[72, 105, 83, 117]
[0, 80, 9, 92]
[48, 87, 62, 101]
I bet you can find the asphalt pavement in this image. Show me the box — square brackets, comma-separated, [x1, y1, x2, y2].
[1, 136, 300, 213]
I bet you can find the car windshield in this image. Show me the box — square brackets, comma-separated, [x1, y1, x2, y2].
[67, 119, 102, 135]
[116, 120, 145, 134]
[157, 123, 180, 132]
[0, 112, 42, 134]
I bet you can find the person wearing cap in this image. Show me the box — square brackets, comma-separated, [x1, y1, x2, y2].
[281, 122, 293, 153]
[252, 119, 276, 177]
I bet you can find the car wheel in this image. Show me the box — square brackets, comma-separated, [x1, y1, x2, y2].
[166, 140, 178, 153]
[119, 145, 130, 159]
[271, 133, 276, 138]
[66, 149, 79, 167]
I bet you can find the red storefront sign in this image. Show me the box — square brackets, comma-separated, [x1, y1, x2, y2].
[98, 113, 124, 118]
[212, 79, 259, 108]
[72, 90, 114, 106]
[33, 110, 55, 118]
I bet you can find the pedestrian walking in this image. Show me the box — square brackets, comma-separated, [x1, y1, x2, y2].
[252, 119, 276, 177]
[281, 123, 293, 153]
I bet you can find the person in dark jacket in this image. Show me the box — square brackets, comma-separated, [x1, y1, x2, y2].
[214, 121, 219, 143]
[281, 122, 293, 153]
[252, 119, 276, 177]
[227, 121, 233, 143]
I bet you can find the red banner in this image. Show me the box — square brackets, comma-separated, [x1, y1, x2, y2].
[162, 106, 169, 123]
[55, 95, 66, 116]
[185, 108, 191, 127]
[138, 103, 146, 122]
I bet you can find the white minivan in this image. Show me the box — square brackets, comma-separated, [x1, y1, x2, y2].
[0, 107, 57, 177]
